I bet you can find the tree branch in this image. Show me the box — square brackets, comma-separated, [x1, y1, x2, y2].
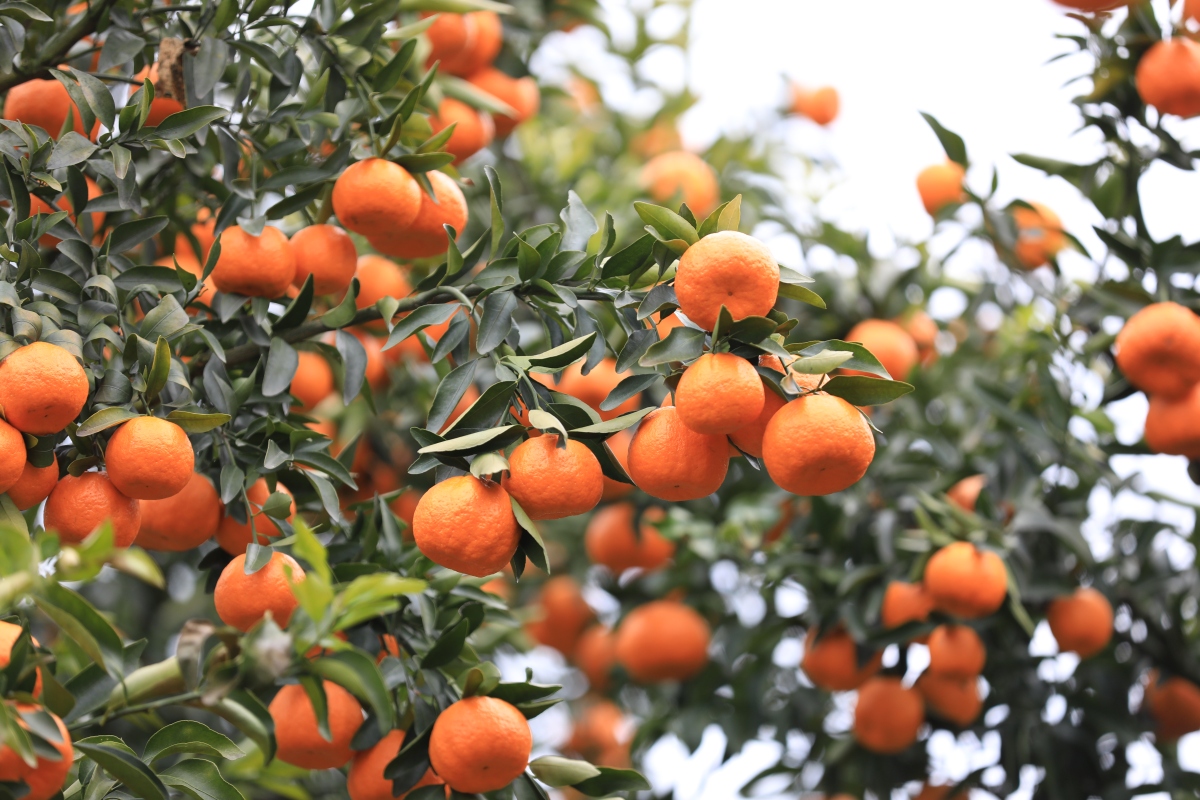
[0, 0, 123, 94]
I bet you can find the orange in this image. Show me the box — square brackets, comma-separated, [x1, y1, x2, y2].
[1187, 0, 1200, 23]
[881, 581, 934, 630]
[927, 624, 985, 677]
[424, 12, 470, 63]
[368, 170, 468, 259]
[917, 672, 981, 727]
[1136, 38, 1200, 119]
[290, 224, 357, 295]
[853, 677, 923, 754]
[573, 625, 617, 690]
[213, 551, 306, 631]
[901, 310, 939, 367]
[1114, 302, 1200, 398]
[917, 161, 966, 216]
[614, 599, 710, 683]
[4, 456, 57, 511]
[155, 248, 216, 310]
[502, 435, 603, 520]
[270, 681, 363, 770]
[567, 700, 629, 761]
[210, 224, 296, 298]
[675, 353, 764, 435]
[526, 576, 594, 654]
[729, 363, 789, 458]
[43, 472, 140, 547]
[291, 351, 335, 409]
[0, 622, 41, 696]
[0, 420, 25, 495]
[332, 158, 422, 237]
[429, 98, 494, 164]
[584, 503, 674, 574]
[0, 342, 89, 435]
[105, 416, 193, 500]
[631, 122, 682, 159]
[0, 705, 72, 800]
[467, 68, 540, 137]
[2, 78, 92, 139]
[923, 542, 1007, 619]
[136, 472, 221, 551]
[845, 319, 919, 380]
[1012, 203, 1065, 269]
[412, 476, 520, 577]
[1145, 671, 1200, 740]
[640, 151, 720, 217]
[439, 11, 504, 77]
[1144, 384, 1200, 457]
[626, 406, 729, 501]
[800, 627, 881, 691]
[534, 358, 640, 421]
[1047, 587, 1113, 659]
[428, 696, 531, 794]
[216, 479, 294, 555]
[946, 474, 987, 512]
[790, 84, 839, 126]
[674, 231, 779, 331]
[355, 255, 412, 310]
[762, 394, 874, 495]
[600, 428, 634, 500]
[348, 729, 443, 800]
[137, 62, 185, 127]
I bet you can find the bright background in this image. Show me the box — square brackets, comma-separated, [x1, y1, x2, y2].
[527, 1, 1200, 797]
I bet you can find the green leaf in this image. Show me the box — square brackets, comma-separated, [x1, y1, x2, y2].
[470, 452, 510, 479]
[335, 331, 367, 405]
[821, 375, 914, 406]
[320, 278, 360, 328]
[427, 359, 479, 432]
[139, 295, 190, 341]
[528, 756, 601, 787]
[794, 339, 890, 378]
[382, 304, 458, 350]
[777, 283, 826, 308]
[417, 425, 524, 457]
[262, 338, 299, 398]
[789, 350, 852, 375]
[639, 325, 705, 367]
[47, 131, 97, 170]
[634, 202, 698, 246]
[312, 651, 394, 729]
[165, 410, 232, 433]
[143, 721, 244, 764]
[572, 767, 652, 796]
[160, 758, 246, 800]
[74, 742, 168, 800]
[144, 336, 171, 401]
[76, 407, 140, 438]
[476, 291, 517, 355]
[516, 236, 542, 282]
[150, 106, 229, 140]
[920, 111, 968, 167]
[526, 409, 569, 440]
[601, 233, 655, 279]
[34, 585, 125, 675]
[107, 217, 170, 255]
[421, 618, 470, 668]
[569, 407, 654, 438]
[508, 333, 596, 372]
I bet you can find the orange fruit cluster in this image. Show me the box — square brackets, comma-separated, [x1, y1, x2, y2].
[0, 705, 73, 800]
[641, 151, 720, 217]
[1118, 303, 1200, 458]
[1136, 38, 1200, 120]
[789, 84, 840, 126]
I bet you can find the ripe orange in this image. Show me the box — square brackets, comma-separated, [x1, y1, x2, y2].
[1114, 302, 1200, 398]
[923, 542, 1008, 619]
[0, 622, 41, 696]
[632, 122, 682, 159]
[291, 351, 335, 409]
[674, 232, 778, 331]
[355, 255, 412, 310]
[43, 472, 140, 547]
[573, 625, 617, 690]
[210, 224, 296, 298]
[801, 627, 881, 691]
[290, 224, 357, 296]
[368, 170, 468, 260]
[348, 729, 442, 800]
[0, 342, 89, 435]
[601, 428, 634, 500]
[270, 681, 363, 770]
[1047, 587, 1113, 659]
[626, 406, 729, 501]
[567, 700, 630, 763]
[439, 12, 504, 77]
[105, 416, 194, 500]
[790, 84, 839, 126]
[881, 581, 934, 630]
[428, 696, 531, 794]
[1145, 671, 1200, 740]
[155, 248, 216, 311]
[136, 472, 221, 551]
[900, 310, 939, 367]
[614, 599, 710, 683]
[216, 479, 294, 555]
[945, 474, 987, 512]
[584, 503, 675, 574]
[640, 151, 720, 217]
[917, 161, 966, 216]
[4, 456, 57, 511]
[762, 393, 875, 495]
[2, 78, 92, 139]
[1136, 38, 1200, 119]
[502, 436, 603, 520]
[853, 677, 923, 754]
[729, 363, 789, 458]
[845, 319, 919, 380]
[430, 98, 494, 164]
[917, 672, 981, 727]
[675, 353, 764, 435]
[0, 705, 72, 800]
[412, 476, 521, 577]
[1012, 203, 1065, 269]
[0, 420, 25, 495]
[467, 68, 540, 136]
[213, 551, 306, 631]
[534, 358, 640, 420]
[332, 158, 422, 237]
[927, 624, 985, 677]
[1144, 384, 1200, 458]
[526, 576, 594, 654]
[424, 12, 470, 62]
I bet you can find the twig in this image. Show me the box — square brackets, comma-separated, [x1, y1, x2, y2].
[0, 0, 123, 94]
